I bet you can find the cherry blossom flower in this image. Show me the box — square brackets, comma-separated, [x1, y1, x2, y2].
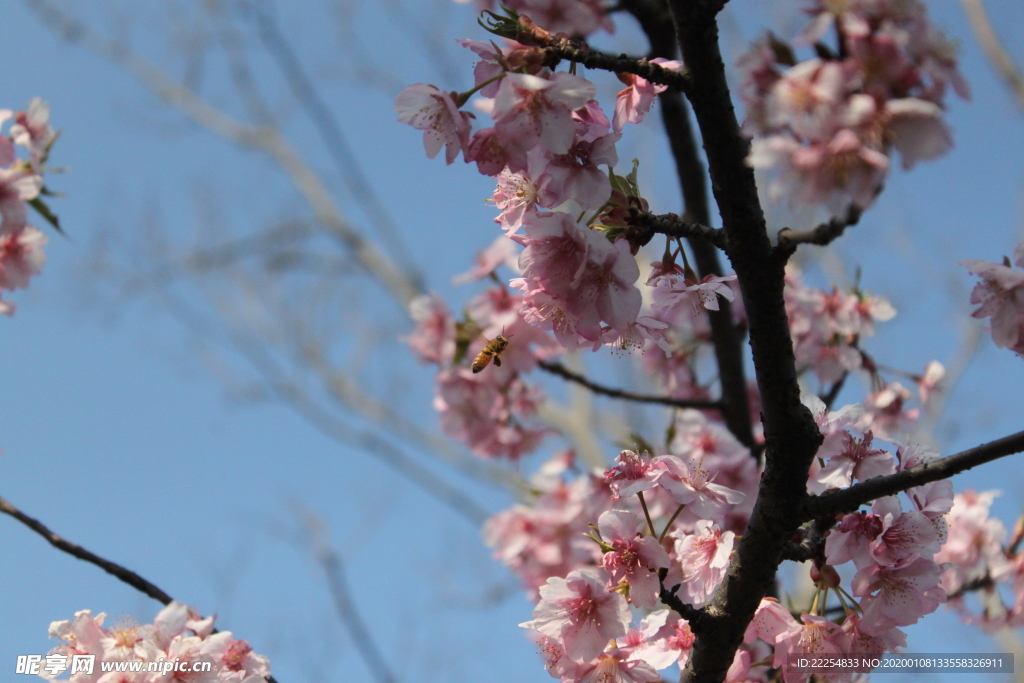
[11, 97, 55, 166]
[597, 509, 670, 608]
[0, 226, 47, 291]
[673, 519, 736, 606]
[404, 293, 455, 365]
[522, 567, 631, 663]
[868, 495, 940, 566]
[629, 609, 695, 670]
[395, 83, 473, 164]
[573, 651, 661, 683]
[825, 510, 884, 568]
[650, 272, 737, 320]
[493, 167, 541, 235]
[537, 131, 619, 210]
[935, 490, 1012, 595]
[809, 429, 895, 494]
[43, 602, 271, 683]
[656, 454, 745, 522]
[612, 59, 682, 132]
[434, 367, 546, 460]
[744, 597, 798, 645]
[772, 614, 844, 683]
[0, 165, 42, 233]
[962, 251, 1024, 356]
[492, 73, 596, 157]
[852, 555, 946, 634]
[604, 449, 662, 500]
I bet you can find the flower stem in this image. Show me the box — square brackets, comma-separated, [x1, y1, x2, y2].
[638, 492, 657, 537]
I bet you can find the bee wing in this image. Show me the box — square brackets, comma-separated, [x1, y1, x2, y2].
[494, 356, 501, 367]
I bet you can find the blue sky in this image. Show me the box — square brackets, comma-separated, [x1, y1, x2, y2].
[1, 1, 1024, 682]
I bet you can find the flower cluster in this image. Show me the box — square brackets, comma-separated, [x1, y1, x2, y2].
[785, 267, 895, 386]
[742, 0, 966, 215]
[41, 601, 271, 683]
[393, 2, 1024, 681]
[0, 98, 57, 315]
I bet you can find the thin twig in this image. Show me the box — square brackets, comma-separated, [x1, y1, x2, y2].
[803, 429, 1024, 520]
[249, 1, 423, 286]
[296, 507, 398, 683]
[26, 0, 422, 308]
[961, 0, 1024, 113]
[0, 495, 174, 604]
[538, 360, 724, 411]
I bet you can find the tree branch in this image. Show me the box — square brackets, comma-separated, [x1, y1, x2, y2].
[537, 360, 724, 411]
[803, 429, 1024, 520]
[624, 0, 755, 454]
[666, 2, 826, 680]
[0, 494, 175, 605]
[482, 9, 691, 90]
[775, 205, 862, 253]
[248, 1, 423, 288]
[625, 211, 727, 250]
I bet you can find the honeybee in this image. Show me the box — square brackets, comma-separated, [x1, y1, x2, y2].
[471, 332, 510, 373]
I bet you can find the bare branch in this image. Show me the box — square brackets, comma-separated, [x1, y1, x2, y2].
[26, 0, 422, 309]
[0, 494, 175, 605]
[803, 429, 1024, 520]
[247, 1, 423, 285]
[537, 360, 724, 411]
[961, 0, 1024, 113]
[294, 506, 398, 683]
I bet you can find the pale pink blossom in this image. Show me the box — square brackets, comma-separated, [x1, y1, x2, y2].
[674, 519, 735, 606]
[629, 609, 695, 670]
[809, 430, 895, 494]
[772, 614, 844, 683]
[0, 166, 42, 233]
[11, 97, 55, 165]
[492, 73, 596, 157]
[657, 454, 746, 522]
[537, 131, 619, 210]
[597, 509, 670, 608]
[604, 449, 661, 500]
[858, 382, 919, 439]
[395, 83, 472, 164]
[0, 225, 46, 291]
[743, 597, 798, 645]
[404, 293, 455, 365]
[962, 252, 1024, 356]
[868, 495, 940, 565]
[651, 272, 737, 320]
[523, 567, 631, 663]
[612, 59, 682, 132]
[493, 167, 541, 235]
[452, 235, 520, 284]
[935, 490, 1012, 595]
[434, 367, 546, 460]
[837, 613, 907, 671]
[825, 510, 884, 568]
[852, 555, 946, 634]
[574, 652, 661, 683]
